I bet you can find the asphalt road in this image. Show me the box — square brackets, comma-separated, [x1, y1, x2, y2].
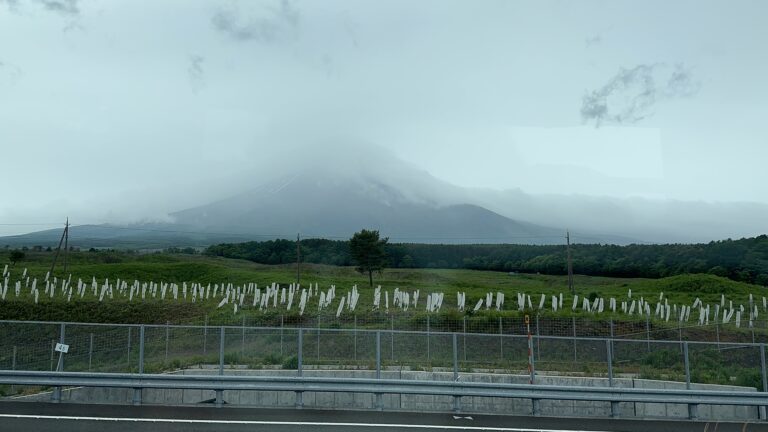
[0, 402, 767, 432]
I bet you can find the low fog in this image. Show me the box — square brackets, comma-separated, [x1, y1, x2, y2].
[1, 0, 767, 243]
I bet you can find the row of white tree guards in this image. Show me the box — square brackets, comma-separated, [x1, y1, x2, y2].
[1, 265, 765, 327]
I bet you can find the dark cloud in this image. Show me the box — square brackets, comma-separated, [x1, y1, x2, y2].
[211, 0, 300, 43]
[581, 64, 699, 126]
[188, 55, 205, 93]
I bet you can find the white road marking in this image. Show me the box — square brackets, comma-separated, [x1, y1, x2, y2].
[0, 414, 612, 431]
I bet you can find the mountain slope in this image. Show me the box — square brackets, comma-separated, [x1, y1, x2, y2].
[169, 171, 568, 244]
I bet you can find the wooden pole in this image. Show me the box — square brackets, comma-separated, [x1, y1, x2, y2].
[296, 233, 301, 286]
[49, 219, 68, 277]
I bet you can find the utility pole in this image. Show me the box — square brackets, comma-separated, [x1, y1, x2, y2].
[49, 218, 69, 278]
[63, 217, 69, 275]
[566, 230, 574, 294]
[296, 233, 301, 286]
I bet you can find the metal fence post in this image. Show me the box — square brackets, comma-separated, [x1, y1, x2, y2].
[684, 342, 697, 419]
[761, 343, 767, 420]
[165, 322, 169, 363]
[390, 315, 394, 361]
[535, 315, 540, 362]
[215, 326, 225, 408]
[354, 314, 358, 363]
[375, 331, 382, 410]
[499, 316, 503, 360]
[219, 326, 225, 376]
[127, 326, 132, 366]
[463, 316, 467, 363]
[10, 345, 16, 394]
[317, 314, 321, 362]
[609, 318, 615, 363]
[296, 328, 304, 409]
[427, 315, 431, 362]
[280, 315, 284, 357]
[52, 322, 65, 403]
[645, 316, 651, 352]
[572, 316, 577, 365]
[241, 316, 246, 355]
[88, 333, 93, 372]
[203, 314, 208, 355]
[133, 325, 144, 406]
[452, 332, 461, 413]
[607, 339, 619, 417]
[716, 321, 721, 351]
[138, 325, 145, 374]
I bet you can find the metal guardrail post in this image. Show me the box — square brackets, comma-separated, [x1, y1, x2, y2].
[452, 332, 461, 413]
[607, 339, 619, 417]
[296, 328, 304, 409]
[133, 325, 144, 406]
[684, 342, 698, 419]
[51, 322, 65, 403]
[375, 330, 382, 410]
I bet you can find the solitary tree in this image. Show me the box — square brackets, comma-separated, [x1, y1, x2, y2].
[349, 229, 388, 287]
[9, 250, 25, 266]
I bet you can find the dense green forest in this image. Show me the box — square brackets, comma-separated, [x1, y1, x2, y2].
[205, 235, 768, 285]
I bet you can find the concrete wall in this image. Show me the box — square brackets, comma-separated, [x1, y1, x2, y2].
[12, 369, 759, 421]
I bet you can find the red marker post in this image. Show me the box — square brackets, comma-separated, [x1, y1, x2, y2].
[526, 314, 535, 384]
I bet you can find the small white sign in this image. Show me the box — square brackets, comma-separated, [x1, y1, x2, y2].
[55, 343, 69, 353]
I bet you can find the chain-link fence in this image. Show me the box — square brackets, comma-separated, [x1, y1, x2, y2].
[1, 318, 767, 397]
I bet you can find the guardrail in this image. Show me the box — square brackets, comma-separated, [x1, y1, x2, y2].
[1, 369, 767, 420]
[3, 323, 768, 420]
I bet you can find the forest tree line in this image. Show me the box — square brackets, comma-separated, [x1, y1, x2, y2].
[204, 235, 768, 285]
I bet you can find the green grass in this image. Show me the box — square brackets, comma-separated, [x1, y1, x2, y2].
[0, 250, 766, 327]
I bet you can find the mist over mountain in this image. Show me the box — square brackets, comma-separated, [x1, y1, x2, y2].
[3, 142, 764, 248]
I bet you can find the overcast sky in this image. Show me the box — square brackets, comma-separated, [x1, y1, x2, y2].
[1, 0, 767, 235]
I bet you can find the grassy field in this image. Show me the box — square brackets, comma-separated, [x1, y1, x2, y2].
[0, 249, 765, 327]
[1, 250, 767, 395]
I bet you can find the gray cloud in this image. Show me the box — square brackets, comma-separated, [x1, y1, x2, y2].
[581, 64, 699, 126]
[0, 0, 19, 11]
[211, 0, 300, 43]
[36, 0, 79, 15]
[0, 60, 23, 84]
[585, 34, 602, 47]
[187, 55, 205, 93]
